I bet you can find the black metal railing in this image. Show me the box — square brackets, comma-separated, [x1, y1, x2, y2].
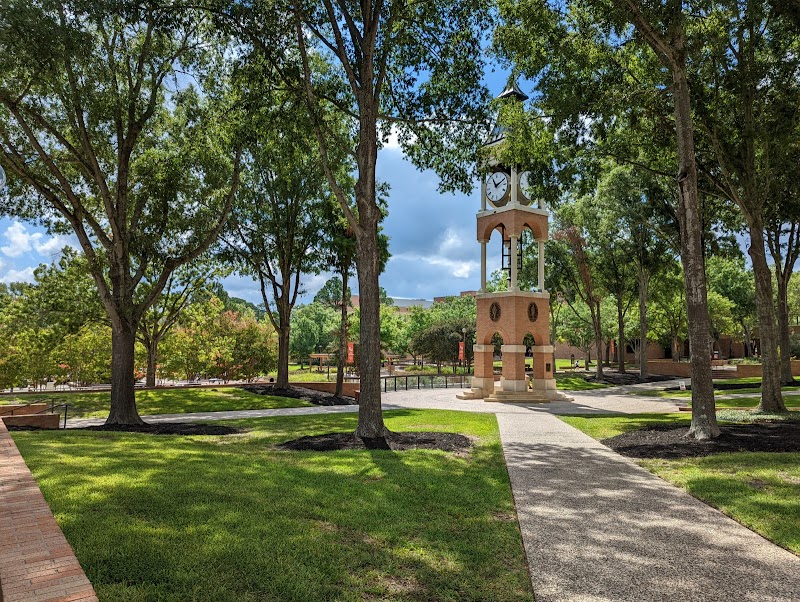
[33, 403, 70, 429]
[345, 374, 471, 392]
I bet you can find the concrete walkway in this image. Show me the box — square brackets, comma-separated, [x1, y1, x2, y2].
[64, 385, 800, 601]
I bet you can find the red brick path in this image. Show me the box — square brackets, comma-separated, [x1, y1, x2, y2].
[0, 419, 98, 602]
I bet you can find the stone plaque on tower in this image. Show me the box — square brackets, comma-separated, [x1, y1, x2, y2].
[459, 83, 570, 403]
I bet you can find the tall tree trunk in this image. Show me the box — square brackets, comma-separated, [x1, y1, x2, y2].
[276, 324, 290, 389]
[593, 300, 604, 379]
[617, 293, 626, 373]
[672, 61, 719, 439]
[748, 224, 786, 411]
[617, 0, 718, 439]
[775, 272, 794, 385]
[354, 219, 387, 438]
[639, 268, 650, 378]
[741, 322, 753, 357]
[335, 269, 349, 398]
[107, 323, 144, 425]
[145, 338, 158, 388]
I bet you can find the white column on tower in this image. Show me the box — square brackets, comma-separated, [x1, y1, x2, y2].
[510, 166, 518, 206]
[510, 235, 519, 291]
[480, 240, 487, 292]
[538, 239, 545, 292]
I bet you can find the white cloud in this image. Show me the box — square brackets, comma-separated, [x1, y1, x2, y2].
[35, 234, 73, 255]
[0, 221, 74, 258]
[380, 125, 417, 153]
[1, 221, 40, 257]
[0, 267, 35, 284]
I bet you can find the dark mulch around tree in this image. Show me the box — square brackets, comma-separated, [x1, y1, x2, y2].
[276, 431, 473, 453]
[583, 372, 674, 386]
[603, 421, 800, 459]
[81, 423, 242, 436]
[242, 384, 356, 406]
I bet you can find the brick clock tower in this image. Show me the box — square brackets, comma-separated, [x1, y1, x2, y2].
[460, 84, 569, 402]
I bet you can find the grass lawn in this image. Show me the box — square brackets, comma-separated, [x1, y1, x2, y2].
[554, 374, 611, 391]
[633, 389, 800, 408]
[12, 410, 533, 602]
[559, 413, 800, 554]
[0, 387, 310, 419]
[712, 396, 800, 409]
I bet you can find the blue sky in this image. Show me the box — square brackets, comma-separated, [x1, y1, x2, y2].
[0, 72, 512, 305]
[0, 140, 504, 304]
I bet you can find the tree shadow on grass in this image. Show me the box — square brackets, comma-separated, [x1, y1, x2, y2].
[12, 411, 534, 602]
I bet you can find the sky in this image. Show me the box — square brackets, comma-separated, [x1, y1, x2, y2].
[0, 139, 504, 304]
[0, 72, 512, 306]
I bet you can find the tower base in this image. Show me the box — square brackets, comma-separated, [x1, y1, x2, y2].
[456, 378, 573, 403]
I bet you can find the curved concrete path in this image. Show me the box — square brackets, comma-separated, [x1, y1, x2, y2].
[65, 384, 800, 601]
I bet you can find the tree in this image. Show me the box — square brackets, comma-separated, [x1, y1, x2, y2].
[222, 90, 337, 389]
[573, 170, 638, 374]
[706, 256, 756, 358]
[589, 165, 673, 377]
[290, 302, 338, 369]
[315, 274, 352, 395]
[53, 323, 113, 386]
[765, 159, 800, 383]
[316, 194, 389, 397]
[553, 221, 605, 379]
[690, 0, 800, 411]
[0, 1, 242, 423]
[650, 265, 688, 361]
[496, 0, 719, 438]
[161, 296, 224, 381]
[136, 259, 222, 387]
[224, 0, 492, 437]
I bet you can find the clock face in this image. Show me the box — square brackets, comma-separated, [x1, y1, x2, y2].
[519, 171, 532, 203]
[485, 171, 510, 205]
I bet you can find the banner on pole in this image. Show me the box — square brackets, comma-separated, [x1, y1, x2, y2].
[347, 342, 355, 364]
[458, 341, 465, 361]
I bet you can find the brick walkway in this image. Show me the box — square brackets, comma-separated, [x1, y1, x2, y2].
[0, 419, 97, 602]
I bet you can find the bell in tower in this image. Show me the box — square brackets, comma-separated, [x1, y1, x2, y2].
[458, 83, 571, 403]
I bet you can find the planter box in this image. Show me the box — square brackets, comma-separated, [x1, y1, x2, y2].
[1, 413, 60, 429]
[0, 403, 48, 416]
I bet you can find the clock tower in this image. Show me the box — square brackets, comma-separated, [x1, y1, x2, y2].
[459, 83, 570, 402]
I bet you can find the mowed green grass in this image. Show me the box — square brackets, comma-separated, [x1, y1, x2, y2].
[633, 388, 800, 408]
[554, 374, 611, 391]
[559, 413, 800, 554]
[0, 387, 310, 418]
[12, 410, 533, 602]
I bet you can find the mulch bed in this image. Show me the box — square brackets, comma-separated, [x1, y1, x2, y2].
[242, 384, 356, 406]
[276, 431, 472, 453]
[82, 423, 242, 436]
[603, 421, 800, 459]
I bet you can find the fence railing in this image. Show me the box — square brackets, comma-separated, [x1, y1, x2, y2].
[346, 374, 471, 392]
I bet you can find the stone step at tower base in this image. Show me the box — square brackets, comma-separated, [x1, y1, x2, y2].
[484, 389, 573, 403]
[457, 386, 572, 403]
